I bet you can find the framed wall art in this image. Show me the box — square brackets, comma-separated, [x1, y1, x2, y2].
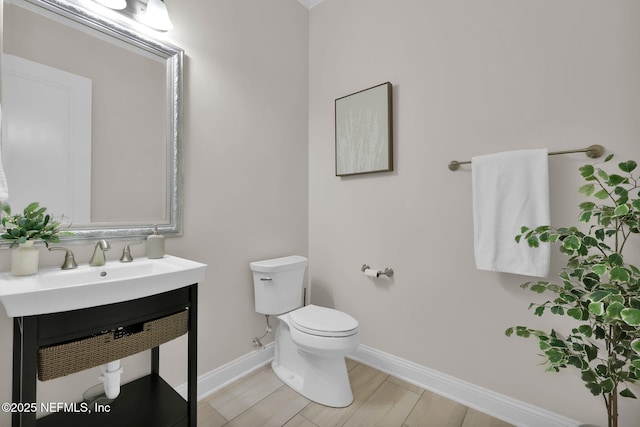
[335, 82, 393, 176]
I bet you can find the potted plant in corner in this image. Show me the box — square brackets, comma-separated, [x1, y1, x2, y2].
[505, 155, 640, 427]
[1, 202, 71, 276]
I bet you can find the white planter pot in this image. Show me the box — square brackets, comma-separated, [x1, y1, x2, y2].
[11, 241, 39, 276]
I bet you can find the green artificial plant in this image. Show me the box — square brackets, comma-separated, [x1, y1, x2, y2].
[0, 202, 71, 247]
[505, 155, 640, 427]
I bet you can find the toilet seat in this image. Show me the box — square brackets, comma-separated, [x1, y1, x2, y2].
[290, 305, 359, 337]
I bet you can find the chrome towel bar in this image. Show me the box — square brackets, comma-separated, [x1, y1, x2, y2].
[448, 144, 605, 171]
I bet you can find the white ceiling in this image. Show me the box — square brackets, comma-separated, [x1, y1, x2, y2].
[296, 0, 324, 9]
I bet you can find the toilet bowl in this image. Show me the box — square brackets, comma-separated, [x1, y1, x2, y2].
[250, 256, 360, 407]
[272, 304, 359, 407]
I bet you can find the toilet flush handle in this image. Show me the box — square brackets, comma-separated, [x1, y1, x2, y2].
[260, 277, 272, 282]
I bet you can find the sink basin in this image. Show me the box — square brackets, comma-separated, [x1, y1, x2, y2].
[0, 255, 207, 317]
[38, 259, 184, 288]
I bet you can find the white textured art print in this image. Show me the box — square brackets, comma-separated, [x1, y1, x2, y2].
[335, 83, 391, 176]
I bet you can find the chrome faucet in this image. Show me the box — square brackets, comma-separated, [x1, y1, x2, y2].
[89, 240, 111, 266]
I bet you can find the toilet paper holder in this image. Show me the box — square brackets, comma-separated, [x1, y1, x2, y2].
[361, 264, 394, 278]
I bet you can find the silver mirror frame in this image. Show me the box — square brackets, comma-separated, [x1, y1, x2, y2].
[5, 0, 183, 244]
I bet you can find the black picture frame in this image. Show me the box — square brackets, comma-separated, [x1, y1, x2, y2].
[335, 82, 393, 176]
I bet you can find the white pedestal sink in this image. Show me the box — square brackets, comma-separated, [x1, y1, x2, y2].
[0, 255, 207, 316]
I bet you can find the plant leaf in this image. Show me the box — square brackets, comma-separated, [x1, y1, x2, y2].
[530, 283, 548, 293]
[579, 184, 595, 196]
[606, 301, 624, 319]
[588, 302, 605, 316]
[568, 307, 584, 320]
[589, 290, 612, 303]
[568, 356, 585, 369]
[580, 165, 595, 177]
[621, 308, 640, 326]
[592, 264, 608, 276]
[579, 201, 596, 210]
[24, 202, 39, 213]
[579, 211, 592, 223]
[608, 253, 624, 266]
[587, 382, 602, 396]
[582, 369, 597, 382]
[545, 349, 563, 364]
[614, 204, 630, 216]
[585, 345, 598, 362]
[620, 388, 637, 399]
[611, 266, 630, 282]
[578, 324, 593, 337]
[600, 378, 615, 393]
[597, 169, 610, 181]
[619, 160, 637, 173]
[608, 174, 628, 186]
[563, 235, 581, 251]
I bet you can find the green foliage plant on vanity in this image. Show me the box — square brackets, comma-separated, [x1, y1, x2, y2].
[0, 202, 71, 247]
[505, 156, 640, 427]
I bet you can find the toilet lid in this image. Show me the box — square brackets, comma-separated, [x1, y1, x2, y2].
[290, 305, 359, 337]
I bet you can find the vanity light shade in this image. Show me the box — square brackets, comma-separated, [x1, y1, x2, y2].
[94, 0, 127, 10]
[140, 0, 174, 31]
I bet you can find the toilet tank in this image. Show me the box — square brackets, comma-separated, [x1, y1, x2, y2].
[250, 255, 308, 315]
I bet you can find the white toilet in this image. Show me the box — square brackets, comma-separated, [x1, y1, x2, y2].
[250, 255, 359, 407]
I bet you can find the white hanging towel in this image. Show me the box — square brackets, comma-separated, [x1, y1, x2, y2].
[0, 104, 9, 201]
[472, 148, 550, 277]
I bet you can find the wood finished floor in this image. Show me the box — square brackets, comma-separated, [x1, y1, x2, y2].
[197, 359, 515, 427]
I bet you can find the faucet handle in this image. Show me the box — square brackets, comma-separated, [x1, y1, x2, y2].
[120, 241, 143, 263]
[48, 247, 78, 270]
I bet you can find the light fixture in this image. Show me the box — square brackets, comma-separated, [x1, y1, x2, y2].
[139, 0, 173, 32]
[94, 0, 127, 10]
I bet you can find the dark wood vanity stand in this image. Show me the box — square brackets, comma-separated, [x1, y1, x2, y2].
[11, 284, 198, 427]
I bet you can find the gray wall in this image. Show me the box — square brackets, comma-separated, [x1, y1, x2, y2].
[308, 0, 640, 425]
[0, 0, 309, 423]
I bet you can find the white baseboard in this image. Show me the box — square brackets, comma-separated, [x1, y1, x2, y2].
[349, 345, 583, 427]
[174, 342, 274, 401]
[175, 342, 582, 427]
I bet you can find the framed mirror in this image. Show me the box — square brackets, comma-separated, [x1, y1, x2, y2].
[1, 0, 183, 245]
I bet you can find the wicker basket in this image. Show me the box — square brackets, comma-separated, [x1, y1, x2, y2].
[38, 310, 189, 381]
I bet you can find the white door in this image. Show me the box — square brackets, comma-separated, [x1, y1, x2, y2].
[2, 53, 92, 224]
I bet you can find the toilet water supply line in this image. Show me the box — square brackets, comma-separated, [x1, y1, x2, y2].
[252, 315, 271, 348]
[99, 360, 123, 399]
